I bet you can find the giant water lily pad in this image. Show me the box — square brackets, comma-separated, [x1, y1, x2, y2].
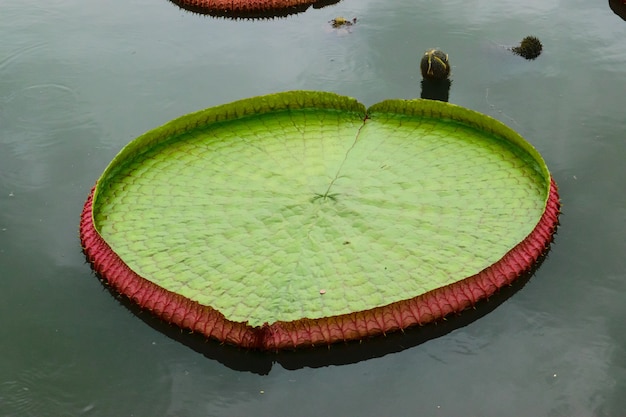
[80, 91, 560, 350]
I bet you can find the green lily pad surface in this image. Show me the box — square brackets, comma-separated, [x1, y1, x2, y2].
[82, 91, 558, 348]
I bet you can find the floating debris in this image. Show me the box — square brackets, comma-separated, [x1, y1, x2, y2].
[330, 16, 357, 28]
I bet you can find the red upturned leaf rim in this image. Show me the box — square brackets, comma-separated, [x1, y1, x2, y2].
[81, 181, 559, 350]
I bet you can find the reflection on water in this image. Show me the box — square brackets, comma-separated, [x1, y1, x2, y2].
[609, 0, 626, 20]
[102, 251, 540, 374]
[1, 0, 626, 415]
[420, 79, 452, 102]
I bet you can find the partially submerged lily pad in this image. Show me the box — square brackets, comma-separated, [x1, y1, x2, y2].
[80, 91, 560, 350]
[169, 0, 341, 18]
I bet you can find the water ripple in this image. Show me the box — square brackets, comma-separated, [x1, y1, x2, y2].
[0, 362, 80, 417]
[0, 43, 47, 72]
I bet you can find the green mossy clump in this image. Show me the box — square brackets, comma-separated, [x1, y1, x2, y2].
[512, 36, 543, 60]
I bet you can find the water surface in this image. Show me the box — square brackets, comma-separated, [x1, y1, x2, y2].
[1, 0, 625, 415]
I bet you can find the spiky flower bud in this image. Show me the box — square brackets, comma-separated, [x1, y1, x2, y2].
[512, 36, 543, 60]
[420, 49, 451, 80]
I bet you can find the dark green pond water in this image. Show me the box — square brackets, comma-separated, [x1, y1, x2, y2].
[1, 0, 625, 415]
